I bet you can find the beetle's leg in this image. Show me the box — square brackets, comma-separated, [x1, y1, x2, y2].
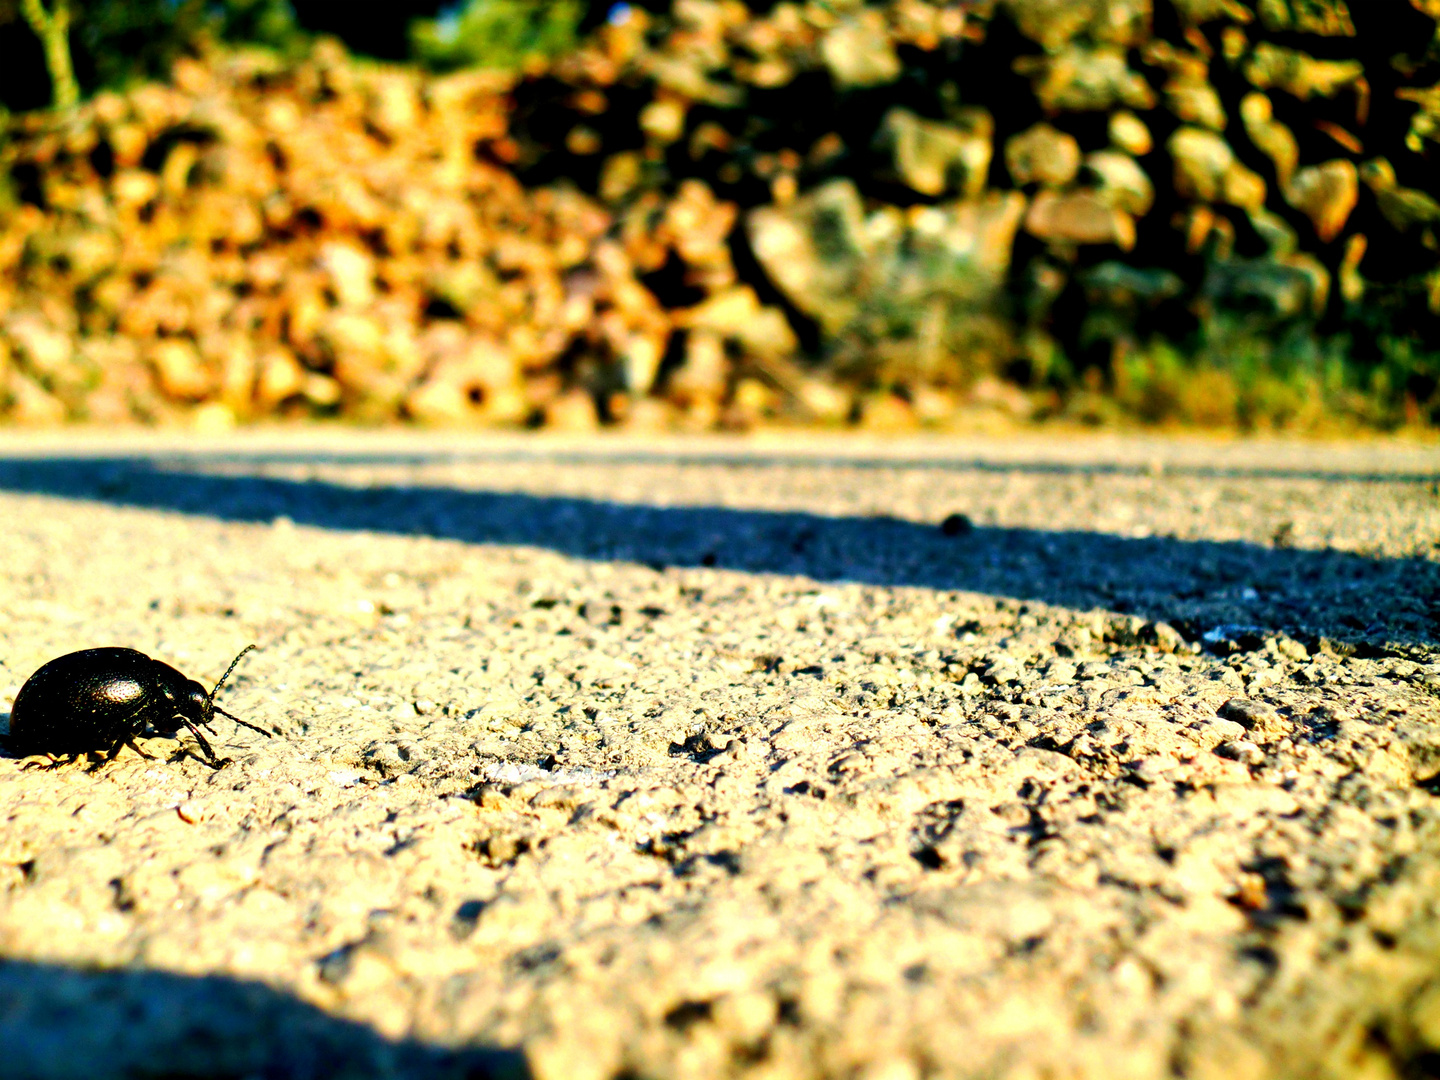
[177, 717, 228, 768]
[125, 737, 154, 760]
[21, 753, 80, 771]
[214, 706, 273, 739]
[84, 742, 125, 772]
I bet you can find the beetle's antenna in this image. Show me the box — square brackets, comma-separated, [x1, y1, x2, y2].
[213, 705, 273, 739]
[208, 644, 256, 713]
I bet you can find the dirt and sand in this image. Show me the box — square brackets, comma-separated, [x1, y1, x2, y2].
[0, 429, 1436, 1080]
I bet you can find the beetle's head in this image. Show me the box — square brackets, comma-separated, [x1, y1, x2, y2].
[182, 681, 212, 723]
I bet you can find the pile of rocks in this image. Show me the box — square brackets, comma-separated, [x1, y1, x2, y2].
[0, 0, 1437, 427]
[517, 0, 1440, 422]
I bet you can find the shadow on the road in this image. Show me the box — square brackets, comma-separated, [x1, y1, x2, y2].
[0, 454, 1433, 648]
[0, 958, 526, 1079]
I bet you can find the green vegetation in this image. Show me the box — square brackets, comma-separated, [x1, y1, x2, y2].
[17, 0, 78, 109]
[0, 0, 585, 112]
[0, 0, 305, 110]
[410, 0, 587, 72]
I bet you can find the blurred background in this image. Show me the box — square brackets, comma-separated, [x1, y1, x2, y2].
[0, 0, 1436, 433]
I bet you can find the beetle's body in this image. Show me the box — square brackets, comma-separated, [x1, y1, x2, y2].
[7, 645, 264, 768]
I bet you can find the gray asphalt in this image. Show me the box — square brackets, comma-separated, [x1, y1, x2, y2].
[0, 430, 1436, 1080]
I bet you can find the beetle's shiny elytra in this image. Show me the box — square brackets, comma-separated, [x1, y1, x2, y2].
[7, 645, 268, 769]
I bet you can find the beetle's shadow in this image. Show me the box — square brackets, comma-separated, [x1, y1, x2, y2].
[0, 959, 526, 1079]
[0, 452, 1434, 649]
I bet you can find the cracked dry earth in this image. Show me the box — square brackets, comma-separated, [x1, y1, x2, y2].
[0, 431, 1438, 1080]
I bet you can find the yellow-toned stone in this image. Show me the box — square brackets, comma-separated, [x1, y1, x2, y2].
[1284, 159, 1358, 241]
[639, 98, 687, 144]
[883, 107, 993, 198]
[1109, 111, 1153, 156]
[149, 339, 211, 400]
[8, 374, 67, 425]
[544, 387, 600, 431]
[1025, 190, 1136, 249]
[1240, 93, 1299, 187]
[1006, 123, 1081, 187]
[820, 12, 902, 87]
[1086, 150, 1155, 215]
[256, 347, 305, 406]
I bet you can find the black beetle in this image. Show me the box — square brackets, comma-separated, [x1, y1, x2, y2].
[6, 645, 269, 769]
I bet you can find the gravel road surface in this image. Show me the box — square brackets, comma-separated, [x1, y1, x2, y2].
[0, 430, 1437, 1080]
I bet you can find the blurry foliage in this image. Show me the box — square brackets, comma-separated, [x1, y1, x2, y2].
[212, 0, 306, 52]
[17, 0, 79, 109]
[74, 1, 223, 91]
[410, 0, 587, 72]
[0, 0, 305, 111]
[0, 0, 591, 114]
[285, 1, 445, 61]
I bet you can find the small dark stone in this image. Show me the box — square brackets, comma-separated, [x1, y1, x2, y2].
[940, 513, 973, 537]
[1216, 739, 1265, 765]
[452, 899, 487, 936]
[667, 732, 726, 763]
[316, 943, 358, 984]
[664, 1000, 714, 1030]
[1201, 625, 1267, 655]
[454, 899, 487, 922]
[1141, 621, 1187, 652]
[912, 845, 944, 870]
[784, 780, 827, 799]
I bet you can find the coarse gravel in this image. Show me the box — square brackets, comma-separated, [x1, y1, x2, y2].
[0, 429, 1438, 1080]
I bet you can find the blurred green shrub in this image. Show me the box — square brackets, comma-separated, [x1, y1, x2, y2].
[410, 0, 586, 72]
[77, 0, 303, 88]
[1, 0, 580, 111]
[0, 0, 305, 111]
[16, 0, 78, 109]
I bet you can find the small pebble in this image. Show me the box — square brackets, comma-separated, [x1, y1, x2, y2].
[1129, 756, 1178, 783]
[1046, 660, 1078, 683]
[1233, 871, 1269, 909]
[940, 513, 973, 537]
[1146, 621, 1186, 653]
[1216, 740, 1265, 765]
[1275, 636, 1310, 662]
[1217, 698, 1287, 741]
